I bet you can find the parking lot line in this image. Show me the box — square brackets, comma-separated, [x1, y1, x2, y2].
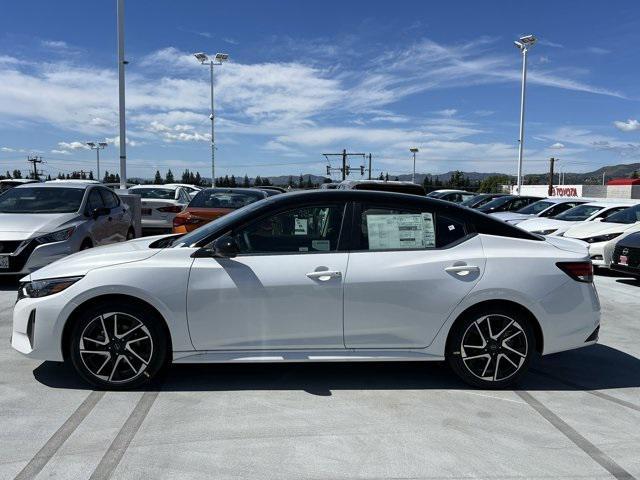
[88, 391, 159, 480]
[531, 368, 640, 413]
[13, 391, 105, 480]
[515, 390, 635, 480]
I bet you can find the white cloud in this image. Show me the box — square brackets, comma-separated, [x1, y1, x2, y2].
[550, 142, 565, 149]
[614, 119, 640, 132]
[1, 146, 15, 152]
[50, 149, 70, 155]
[58, 141, 89, 150]
[41, 40, 69, 49]
[587, 47, 611, 55]
[436, 109, 457, 117]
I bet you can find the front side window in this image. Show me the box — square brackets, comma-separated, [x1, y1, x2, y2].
[358, 205, 467, 251]
[87, 189, 104, 212]
[99, 189, 119, 209]
[541, 202, 580, 217]
[605, 204, 640, 224]
[234, 204, 345, 254]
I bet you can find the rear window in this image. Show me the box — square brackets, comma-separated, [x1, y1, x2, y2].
[132, 188, 176, 200]
[554, 204, 603, 221]
[189, 189, 265, 209]
[606, 204, 640, 224]
[516, 200, 554, 215]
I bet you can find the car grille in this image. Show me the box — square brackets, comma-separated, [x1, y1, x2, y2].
[613, 244, 640, 268]
[0, 240, 24, 254]
[0, 240, 38, 273]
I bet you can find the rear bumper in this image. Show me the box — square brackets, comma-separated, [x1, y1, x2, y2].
[610, 262, 640, 277]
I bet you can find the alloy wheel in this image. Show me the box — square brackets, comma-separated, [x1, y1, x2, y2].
[78, 312, 153, 384]
[459, 314, 528, 382]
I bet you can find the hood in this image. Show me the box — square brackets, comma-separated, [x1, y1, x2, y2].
[491, 212, 531, 222]
[544, 236, 589, 255]
[0, 212, 79, 239]
[28, 235, 167, 281]
[563, 220, 635, 239]
[517, 218, 572, 232]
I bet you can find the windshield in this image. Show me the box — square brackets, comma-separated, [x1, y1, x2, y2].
[554, 204, 603, 221]
[131, 188, 176, 199]
[461, 195, 481, 206]
[478, 196, 512, 211]
[605, 204, 640, 224]
[173, 200, 267, 247]
[189, 189, 265, 209]
[0, 187, 84, 213]
[516, 200, 554, 215]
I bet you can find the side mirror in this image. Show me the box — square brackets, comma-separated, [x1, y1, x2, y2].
[212, 235, 240, 258]
[593, 217, 603, 222]
[91, 207, 110, 219]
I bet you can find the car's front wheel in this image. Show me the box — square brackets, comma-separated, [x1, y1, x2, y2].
[69, 303, 168, 389]
[447, 306, 535, 388]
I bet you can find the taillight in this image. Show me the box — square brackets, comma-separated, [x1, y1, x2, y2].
[158, 206, 183, 213]
[556, 262, 593, 283]
[173, 215, 205, 227]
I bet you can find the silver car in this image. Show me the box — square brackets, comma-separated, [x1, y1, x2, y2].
[0, 182, 134, 275]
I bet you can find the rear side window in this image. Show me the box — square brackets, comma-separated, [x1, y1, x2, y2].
[357, 204, 468, 251]
[87, 189, 104, 211]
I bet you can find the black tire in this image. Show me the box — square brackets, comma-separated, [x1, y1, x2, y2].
[446, 306, 535, 389]
[80, 239, 93, 251]
[126, 227, 135, 240]
[69, 302, 168, 390]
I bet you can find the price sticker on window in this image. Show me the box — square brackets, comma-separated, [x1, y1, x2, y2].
[367, 213, 435, 250]
[294, 217, 308, 235]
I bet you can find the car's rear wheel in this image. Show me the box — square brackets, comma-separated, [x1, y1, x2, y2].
[447, 307, 534, 388]
[69, 303, 168, 389]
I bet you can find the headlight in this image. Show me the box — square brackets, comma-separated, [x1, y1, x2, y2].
[583, 233, 622, 244]
[17, 276, 83, 300]
[532, 228, 558, 235]
[35, 227, 76, 245]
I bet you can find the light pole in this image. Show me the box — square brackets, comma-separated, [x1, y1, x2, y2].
[86, 142, 108, 181]
[410, 147, 419, 183]
[117, 0, 127, 190]
[194, 52, 229, 186]
[514, 34, 536, 196]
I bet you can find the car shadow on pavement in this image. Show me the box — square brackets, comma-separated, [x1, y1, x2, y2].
[33, 343, 640, 394]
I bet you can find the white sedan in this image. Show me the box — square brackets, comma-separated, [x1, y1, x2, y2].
[129, 185, 191, 233]
[12, 190, 600, 389]
[518, 201, 636, 237]
[490, 198, 586, 225]
[563, 203, 640, 266]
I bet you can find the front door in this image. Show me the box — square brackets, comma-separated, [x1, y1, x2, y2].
[187, 203, 348, 350]
[343, 202, 485, 348]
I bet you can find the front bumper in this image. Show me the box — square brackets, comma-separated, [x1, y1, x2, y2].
[12, 295, 66, 361]
[0, 239, 76, 275]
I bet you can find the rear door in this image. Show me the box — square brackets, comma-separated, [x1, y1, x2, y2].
[85, 189, 109, 246]
[98, 188, 127, 243]
[343, 201, 485, 348]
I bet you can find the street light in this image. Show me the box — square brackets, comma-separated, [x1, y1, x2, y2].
[514, 34, 536, 196]
[194, 51, 229, 186]
[409, 147, 419, 183]
[86, 141, 108, 181]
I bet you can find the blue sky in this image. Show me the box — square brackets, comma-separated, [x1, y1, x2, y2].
[0, 0, 638, 181]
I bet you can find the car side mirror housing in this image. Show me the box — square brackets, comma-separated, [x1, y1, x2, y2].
[593, 217, 603, 222]
[91, 207, 110, 219]
[193, 235, 240, 258]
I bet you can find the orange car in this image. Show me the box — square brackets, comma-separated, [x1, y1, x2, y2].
[172, 188, 269, 233]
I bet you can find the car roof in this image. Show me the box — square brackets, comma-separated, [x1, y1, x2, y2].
[201, 188, 266, 194]
[131, 184, 180, 190]
[14, 181, 92, 190]
[166, 183, 201, 188]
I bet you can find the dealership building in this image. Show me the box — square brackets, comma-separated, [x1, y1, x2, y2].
[506, 179, 640, 199]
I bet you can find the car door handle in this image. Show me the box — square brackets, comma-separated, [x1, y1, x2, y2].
[445, 265, 480, 275]
[306, 270, 342, 280]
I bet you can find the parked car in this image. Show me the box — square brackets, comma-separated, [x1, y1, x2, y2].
[426, 189, 475, 203]
[0, 182, 134, 275]
[253, 188, 281, 197]
[12, 190, 599, 390]
[258, 186, 287, 194]
[563, 203, 640, 267]
[339, 180, 426, 196]
[476, 195, 543, 214]
[490, 198, 587, 225]
[460, 193, 508, 209]
[165, 183, 202, 199]
[518, 201, 636, 236]
[610, 232, 640, 278]
[173, 188, 268, 233]
[0, 178, 39, 193]
[129, 185, 190, 234]
[320, 183, 341, 190]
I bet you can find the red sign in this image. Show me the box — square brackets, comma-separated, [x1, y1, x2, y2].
[551, 187, 578, 197]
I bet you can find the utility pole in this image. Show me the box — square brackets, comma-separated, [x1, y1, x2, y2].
[547, 157, 557, 196]
[514, 35, 536, 195]
[602, 171, 606, 185]
[117, 0, 127, 190]
[322, 149, 366, 180]
[367, 153, 372, 180]
[27, 155, 43, 180]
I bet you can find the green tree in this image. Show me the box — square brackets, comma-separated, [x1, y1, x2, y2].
[305, 176, 314, 189]
[154, 170, 163, 184]
[298, 175, 304, 189]
[478, 175, 510, 193]
[12, 169, 22, 179]
[254, 175, 262, 186]
[5, 171, 11, 179]
[194, 172, 202, 186]
[88, 171, 94, 180]
[262, 177, 272, 186]
[165, 169, 175, 183]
